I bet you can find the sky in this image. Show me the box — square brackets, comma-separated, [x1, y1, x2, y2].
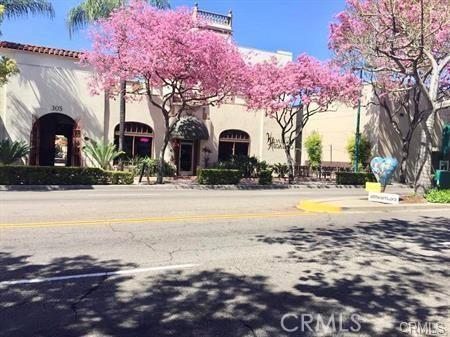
[1, 0, 346, 61]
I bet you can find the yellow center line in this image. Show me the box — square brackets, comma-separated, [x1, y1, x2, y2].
[0, 210, 312, 229]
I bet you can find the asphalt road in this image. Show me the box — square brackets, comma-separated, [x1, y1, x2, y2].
[0, 188, 449, 337]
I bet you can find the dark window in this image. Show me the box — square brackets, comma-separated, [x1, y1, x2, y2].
[218, 129, 250, 161]
[114, 122, 153, 159]
[218, 141, 234, 161]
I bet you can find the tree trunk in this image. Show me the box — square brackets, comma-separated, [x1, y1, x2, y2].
[414, 111, 436, 193]
[156, 132, 170, 184]
[103, 91, 110, 144]
[284, 147, 295, 184]
[399, 141, 410, 184]
[118, 80, 126, 171]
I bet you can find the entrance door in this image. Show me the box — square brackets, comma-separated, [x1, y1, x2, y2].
[179, 141, 194, 175]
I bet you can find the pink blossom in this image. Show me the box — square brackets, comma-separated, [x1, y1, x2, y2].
[243, 55, 361, 115]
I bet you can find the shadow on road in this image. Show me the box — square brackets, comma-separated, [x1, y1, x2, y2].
[0, 216, 448, 336]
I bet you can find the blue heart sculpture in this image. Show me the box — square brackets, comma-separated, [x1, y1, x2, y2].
[370, 157, 398, 188]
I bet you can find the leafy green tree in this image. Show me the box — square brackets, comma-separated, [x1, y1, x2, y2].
[66, 0, 170, 169]
[0, 56, 18, 86]
[83, 138, 124, 170]
[0, 1, 54, 85]
[304, 131, 322, 169]
[0, 139, 30, 164]
[346, 135, 372, 169]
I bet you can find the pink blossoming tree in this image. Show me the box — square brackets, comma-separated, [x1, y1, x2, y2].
[244, 55, 360, 183]
[82, 1, 245, 183]
[329, 0, 450, 191]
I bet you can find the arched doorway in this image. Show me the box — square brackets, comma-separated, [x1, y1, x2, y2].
[218, 129, 250, 161]
[30, 113, 81, 166]
[114, 122, 154, 159]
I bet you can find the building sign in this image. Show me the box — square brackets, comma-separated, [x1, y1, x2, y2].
[266, 132, 292, 151]
[51, 105, 63, 112]
[368, 192, 400, 205]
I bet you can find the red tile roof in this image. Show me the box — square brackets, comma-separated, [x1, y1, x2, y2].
[0, 41, 82, 59]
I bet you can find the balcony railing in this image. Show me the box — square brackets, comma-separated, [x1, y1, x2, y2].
[197, 9, 232, 27]
[194, 4, 232, 33]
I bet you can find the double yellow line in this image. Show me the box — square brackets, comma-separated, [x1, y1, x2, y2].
[0, 210, 311, 229]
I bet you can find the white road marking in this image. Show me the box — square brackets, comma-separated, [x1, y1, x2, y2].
[0, 263, 199, 286]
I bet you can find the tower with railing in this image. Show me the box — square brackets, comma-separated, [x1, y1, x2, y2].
[193, 3, 233, 36]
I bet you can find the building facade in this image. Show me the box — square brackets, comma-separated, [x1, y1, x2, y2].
[0, 8, 296, 175]
[1, 6, 448, 181]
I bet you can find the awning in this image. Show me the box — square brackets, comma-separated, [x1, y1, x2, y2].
[171, 116, 209, 140]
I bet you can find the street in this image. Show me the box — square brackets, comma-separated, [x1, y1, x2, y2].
[0, 187, 449, 337]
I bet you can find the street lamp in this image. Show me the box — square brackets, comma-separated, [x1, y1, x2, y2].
[354, 68, 363, 173]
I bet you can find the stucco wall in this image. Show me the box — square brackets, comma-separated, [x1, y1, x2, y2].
[300, 86, 375, 166]
[1, 47, 294, 168]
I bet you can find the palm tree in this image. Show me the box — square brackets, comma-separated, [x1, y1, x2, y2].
[66, 0, 169, 170]
[0, 0, 54, 21]
[0, 1, 54, 84]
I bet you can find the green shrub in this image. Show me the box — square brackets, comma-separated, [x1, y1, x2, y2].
[214, 155, 267, 178]
[271, 162, 289, 178]
[0, 165, 134, 185]
[83, 138, 124, 170]
[197, 169, 241, 185]
[108, 171, 135, 185]
[425, 189, 450, 203]
[346, 135, 372, 168]
[304, 131, 322, 169]
[0, 139, 30, 164]
[258, 169, 273, 185]
[136, 157, 176, 177]
[335, 171, 376, 185]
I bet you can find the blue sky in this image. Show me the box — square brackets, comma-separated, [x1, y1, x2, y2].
[1, 0, 346, 60]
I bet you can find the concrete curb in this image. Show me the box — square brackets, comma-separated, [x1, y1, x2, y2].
[296, 198, 448, 213]
[0, 183, 413, 192]
[297, 201, 342, 213]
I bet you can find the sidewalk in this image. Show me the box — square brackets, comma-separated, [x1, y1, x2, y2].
[0, 181, 414, 192]
[297, 194, 448, 213]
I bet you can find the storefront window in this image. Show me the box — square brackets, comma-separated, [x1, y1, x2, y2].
[218, 129, 250, 161]
[114, 122, 154, 159]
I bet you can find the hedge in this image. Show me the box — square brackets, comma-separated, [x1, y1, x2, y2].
[0, 165, 134, 185]
[197, 169, 241, 185]
[335, 171, 377, 185]
[258, 169, 273, 185]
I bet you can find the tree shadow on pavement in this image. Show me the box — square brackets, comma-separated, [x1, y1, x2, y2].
[256, 216, 450, 336]
[0, 216, 448, 337]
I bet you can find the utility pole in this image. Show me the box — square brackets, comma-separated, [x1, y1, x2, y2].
[354, 69, 363, 172]
[330, 144, 332, 164]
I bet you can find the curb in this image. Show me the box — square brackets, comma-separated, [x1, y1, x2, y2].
[0, 183, 413, 192]
[297, 200, 342, 213]
[296, 198, 448, 213]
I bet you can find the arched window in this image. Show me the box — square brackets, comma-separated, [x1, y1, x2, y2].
[218, 129, 250, 161]
[114, 122, 154, 159]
